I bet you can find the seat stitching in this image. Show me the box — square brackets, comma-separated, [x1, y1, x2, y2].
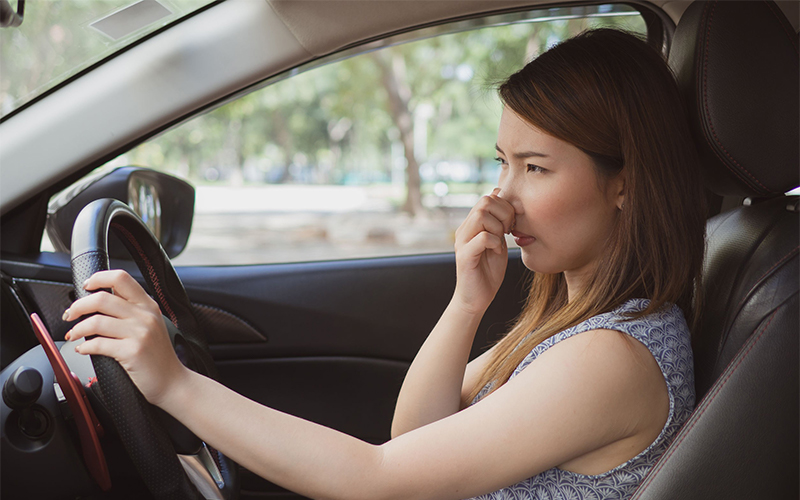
[701, 1, 770, 193]
[633, 309, 775, 495]
[714, 232, 797, 354]
[731, 245, 799, 319]
[693, 2, 753, 190]
[632, 308, 777, 496]
[715, 244, 797, 375]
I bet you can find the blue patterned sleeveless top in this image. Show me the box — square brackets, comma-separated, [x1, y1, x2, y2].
[468, 299, 695, 500]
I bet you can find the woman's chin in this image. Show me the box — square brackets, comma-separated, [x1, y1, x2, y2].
[519, 251, 550, 274]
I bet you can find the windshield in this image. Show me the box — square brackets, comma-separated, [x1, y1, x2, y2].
[0, 0, 215, 118]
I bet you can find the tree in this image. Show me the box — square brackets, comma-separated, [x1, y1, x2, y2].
[371, 49, 422, 215]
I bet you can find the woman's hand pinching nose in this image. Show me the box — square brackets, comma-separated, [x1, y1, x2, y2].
[490, 187, 516, 235]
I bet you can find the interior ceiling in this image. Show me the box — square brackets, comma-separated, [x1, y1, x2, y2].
[268, 0, 799, 58]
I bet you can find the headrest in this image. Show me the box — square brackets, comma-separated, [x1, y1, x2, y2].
[668, 0, 799, 197]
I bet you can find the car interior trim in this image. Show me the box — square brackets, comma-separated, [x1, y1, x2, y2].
[12, 278, 267, 345]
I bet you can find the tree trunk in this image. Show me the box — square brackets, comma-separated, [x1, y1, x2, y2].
[272, 110, 294, 183]
[372, 50, 424, 216]
[223, 118, 244, 186]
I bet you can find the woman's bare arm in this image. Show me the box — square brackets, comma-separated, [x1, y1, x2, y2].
[390, 299, 484, 437]
[459, 344, 496, 407]
[391, 190, 515, 437]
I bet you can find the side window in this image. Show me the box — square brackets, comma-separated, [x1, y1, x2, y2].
[91, 4, 648, 265]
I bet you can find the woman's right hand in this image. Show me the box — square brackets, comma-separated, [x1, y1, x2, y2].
[63, 270, 189, 407]
[453, 188, 516, 315]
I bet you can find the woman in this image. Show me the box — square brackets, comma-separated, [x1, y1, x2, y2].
[63, 29, 706, 499]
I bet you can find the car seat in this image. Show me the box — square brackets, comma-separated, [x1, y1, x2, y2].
[631, 1, 799, 499]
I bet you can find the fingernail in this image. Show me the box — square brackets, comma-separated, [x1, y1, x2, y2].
[492, 187, 501, 195]
[82, 279, 89, 289]
[65, 331, 71, 341]
[62, 309, 70, 321]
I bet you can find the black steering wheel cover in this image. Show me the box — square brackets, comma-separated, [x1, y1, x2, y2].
[71, 198, 237, 499]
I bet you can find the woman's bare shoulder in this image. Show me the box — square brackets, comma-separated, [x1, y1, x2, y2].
[532, 327, 670, 451]
[533, 328, 668, 405]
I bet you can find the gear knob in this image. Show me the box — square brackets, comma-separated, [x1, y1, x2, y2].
[3, 366, 43, 410]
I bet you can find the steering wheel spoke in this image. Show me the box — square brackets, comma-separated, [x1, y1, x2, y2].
[179, 443, 227, 500]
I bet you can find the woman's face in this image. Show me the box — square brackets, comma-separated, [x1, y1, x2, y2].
[495, 108, 624, 295]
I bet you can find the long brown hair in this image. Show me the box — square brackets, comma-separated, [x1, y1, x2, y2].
[466, 29, 706, 403]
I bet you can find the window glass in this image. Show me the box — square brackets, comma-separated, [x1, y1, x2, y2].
[45, 4, 647, 265]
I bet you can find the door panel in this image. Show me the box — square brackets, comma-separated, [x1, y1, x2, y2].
[177, 251, 527, 360]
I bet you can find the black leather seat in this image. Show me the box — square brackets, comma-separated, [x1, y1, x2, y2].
[632, 1, 799, 499]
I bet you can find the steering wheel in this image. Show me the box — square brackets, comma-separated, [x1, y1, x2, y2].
[70, 198, 238, 500]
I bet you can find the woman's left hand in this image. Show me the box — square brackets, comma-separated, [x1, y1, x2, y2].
[63, 270, 188, 407]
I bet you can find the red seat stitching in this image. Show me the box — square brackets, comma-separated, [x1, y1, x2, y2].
[701, 1, 770, 193]
[731, 245, 799, 317]
[692, 2, 751, 190]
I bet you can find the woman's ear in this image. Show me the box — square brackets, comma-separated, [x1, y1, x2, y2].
[612, 172, 626, 211]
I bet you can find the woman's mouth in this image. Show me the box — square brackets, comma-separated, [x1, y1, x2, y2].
[511, 230, 536, 247]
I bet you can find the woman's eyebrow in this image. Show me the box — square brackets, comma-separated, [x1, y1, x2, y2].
[495, 144, 549, 159]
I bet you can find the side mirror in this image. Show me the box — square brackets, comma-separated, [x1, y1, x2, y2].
[46, 167, 194, 259]
[0, 0, 24, 28]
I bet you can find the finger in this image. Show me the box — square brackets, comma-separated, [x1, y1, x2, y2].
[84, 270, 151, 304]
[493, 193, 517, 234]
[478, 231, 506, 255]
[457, 210, 505, 245]
[65, 290, 138, 323]
[66, 314, 128, 342]
[460, 194, 514, 239]
[490, 188, 517, 228]
[478, 193, 516, 234]
[459, 231, 506, 262]
[75, 335, 124, 359]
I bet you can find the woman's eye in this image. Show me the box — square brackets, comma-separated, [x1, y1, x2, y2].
[494, 156, 508, 166]
[527, 164, 545, 173]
